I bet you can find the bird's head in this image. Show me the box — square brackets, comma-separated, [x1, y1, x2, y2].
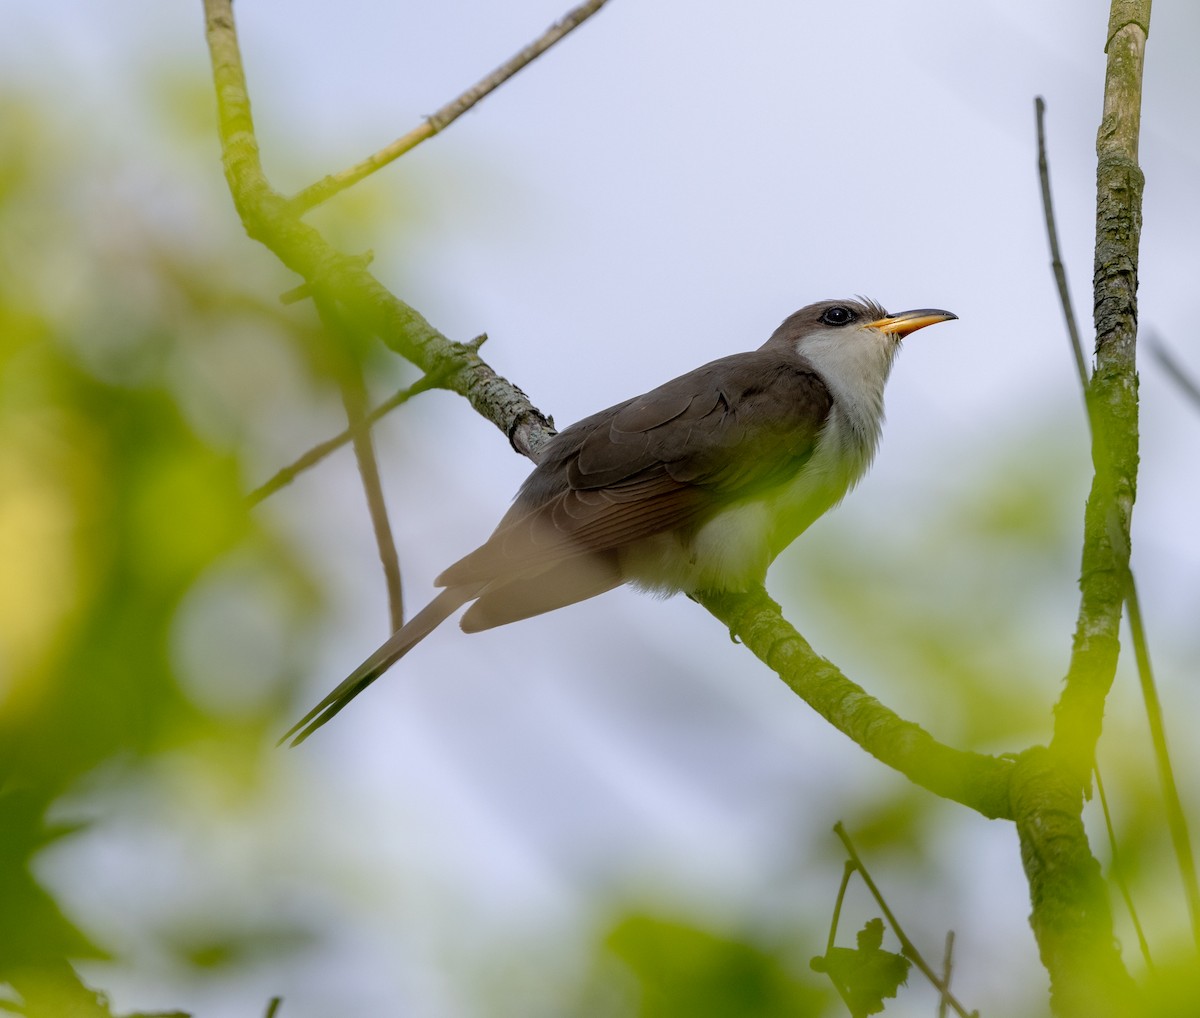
[766, 297, 957, 393]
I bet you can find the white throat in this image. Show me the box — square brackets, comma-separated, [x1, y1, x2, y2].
[794, 324, 899, 465]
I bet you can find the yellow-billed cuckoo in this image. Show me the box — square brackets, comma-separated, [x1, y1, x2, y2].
[285, 298, 956, 744]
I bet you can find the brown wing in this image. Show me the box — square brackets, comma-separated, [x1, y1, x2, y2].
[438, 347, 833, 595]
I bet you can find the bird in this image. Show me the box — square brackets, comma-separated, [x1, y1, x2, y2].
[283, 297, 956, 745]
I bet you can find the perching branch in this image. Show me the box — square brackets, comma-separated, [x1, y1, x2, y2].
[289, 0, 611, 214]
[697, 586, 1013, 820]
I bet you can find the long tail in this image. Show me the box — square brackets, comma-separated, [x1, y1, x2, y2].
[281, 586, 473, 746]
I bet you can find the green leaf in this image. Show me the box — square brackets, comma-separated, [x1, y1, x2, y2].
[810, 919, 909, 1017]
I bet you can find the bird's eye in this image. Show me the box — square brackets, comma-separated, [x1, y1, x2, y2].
[820, 305, 856, 326]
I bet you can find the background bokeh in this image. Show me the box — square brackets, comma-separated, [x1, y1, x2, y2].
[2, 1, 1198, 1015]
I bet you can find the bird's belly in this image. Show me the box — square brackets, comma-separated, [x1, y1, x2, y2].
[619, 469, 847, 596]
[620, 500, 777, 595]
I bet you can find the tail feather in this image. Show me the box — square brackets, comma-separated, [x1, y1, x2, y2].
[281, 586, 473, 746]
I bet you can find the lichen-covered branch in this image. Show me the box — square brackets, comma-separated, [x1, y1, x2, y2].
[1011, 747, 1138, 1016]
[1051, 0, 1147, 794]
[1023, 1, 1152, 1011]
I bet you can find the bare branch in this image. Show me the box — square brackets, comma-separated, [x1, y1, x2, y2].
[1148, 334, 1200, 412]
[938, 931, 956, 1018]
[316, 296, 406, 630]
[288, 0, 611, 214]
[1093, 765, 1155, 970]
[342, 378, 405, 630]
[246, 373, 443, 506]
[1035, 96, 1089, 395]
[1124, 580, 1200, 950]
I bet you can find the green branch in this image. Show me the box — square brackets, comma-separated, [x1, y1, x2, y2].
[698, 587, 1014, 820]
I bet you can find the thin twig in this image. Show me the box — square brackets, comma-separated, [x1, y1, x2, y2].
[938, 931, 955, 1018]
[288, 0, 611, 214]
[1124, 578, 1200, 952]
[264, 998, 283, 1018]
[316, 296, 405, 631]
[1093, 765, 1154, 970]
[342, 375, 405, 630]
[832, 823, 977, 1018]
[825, 860, 857, 955]
[1147, 334, 1200, 412]
[1035, 97, 1089, 395]
[247, 374, 442, 506]
[820, 861, 859, 1015]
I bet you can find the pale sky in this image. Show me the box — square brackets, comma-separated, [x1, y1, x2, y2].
[7, 2, 1200, 1015]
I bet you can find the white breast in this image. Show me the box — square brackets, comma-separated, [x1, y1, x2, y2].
[618, 324, 897, 596]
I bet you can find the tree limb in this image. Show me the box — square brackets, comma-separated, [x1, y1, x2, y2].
[1051, 0, 1147, 794]
[1038, 82, 1200, 957]
[1011, 746, 1138, 1017]
[203, 0, 557, 462]
[1022, 2, 1152, 1010]
[698, 587, 1013, 820]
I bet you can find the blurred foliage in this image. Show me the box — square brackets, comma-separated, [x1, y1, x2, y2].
[0, 88, 333, 1011]
[0, 44, 1196, 1017]
[570, 913, 829, 1017]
